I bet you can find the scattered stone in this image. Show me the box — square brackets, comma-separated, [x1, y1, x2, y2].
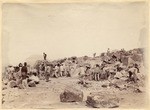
[28, 81, 36, 87]
[101, 84, 107, 88]
[86, 92, 119, 108]
[60, 87, 83, 102]
[77, 79, 84, 84]
[78, 79, 91, 88]
[83, 83, 90, 88]
[133, 88, 142, 93]
[119, 87, 127, 91]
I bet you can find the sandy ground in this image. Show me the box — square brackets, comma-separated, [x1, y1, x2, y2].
[2, 77, 147, 109]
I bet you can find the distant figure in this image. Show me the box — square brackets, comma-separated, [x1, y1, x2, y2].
[7, 65, 15, 81]
[65, 64, 71, 77]
[107, 48, 110, 56]
[39, 63, 45, 80]
[29, 71, 40, 84]
[60, 64, 65, 77]
[93, 53, 96, 58]
[21, 62, 28, 80]
[18, 63, 23, 73]
[54, 64, 60, 78]
[45, 65, 51, 82]
[13, 66, 22, 87]
[93, 64, 101, 81]
[128, 65, 138, 83]
[84, 65, 92, 81]
[43, 52, 47, 60]
[107, 48, 110, 53]
[21, 62, 29, 88]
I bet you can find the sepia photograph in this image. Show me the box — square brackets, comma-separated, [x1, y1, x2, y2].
[1, 1, 149, 109]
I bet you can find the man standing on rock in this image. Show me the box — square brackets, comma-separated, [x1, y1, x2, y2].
[43, 52, 47, 60]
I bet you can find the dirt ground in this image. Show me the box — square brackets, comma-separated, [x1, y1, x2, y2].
[2, 77, 147, 109]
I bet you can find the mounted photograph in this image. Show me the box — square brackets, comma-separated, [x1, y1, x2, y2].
[1, 1, 149, 109]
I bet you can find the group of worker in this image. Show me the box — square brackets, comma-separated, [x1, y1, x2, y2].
[37, 62, 72, 82]
[81, 61, 140, 83]
[3, 51, 141, 89]
[4, 62, 40, 89]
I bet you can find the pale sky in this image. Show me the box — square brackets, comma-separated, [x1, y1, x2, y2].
[2, 2, 148, 66]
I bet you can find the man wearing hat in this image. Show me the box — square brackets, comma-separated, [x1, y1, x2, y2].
[43, 52, 47, 60]
[93, 64, 101, 81]
[84, 65, 92, 81]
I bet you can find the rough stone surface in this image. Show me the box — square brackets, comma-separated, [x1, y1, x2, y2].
[60, 87, 83, 102]
[86, 92, 119, 108]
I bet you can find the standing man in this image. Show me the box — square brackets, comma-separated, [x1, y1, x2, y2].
[60, 64, 65, 77]
[39, 63, 45, 80]
[107, 48, 110, 56]
[21, 62, 28, 80]
[43, 52, 47, 60]
[93, 64, 101, 81]
[65, 64, 71, 77]
[21, 62, 29, 88]
[45, 65, 51, 82]
[85, 65, 92, 81]
[54, 64, 60, 78]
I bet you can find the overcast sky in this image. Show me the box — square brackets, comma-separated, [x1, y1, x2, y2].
[2, 2, 148, 66]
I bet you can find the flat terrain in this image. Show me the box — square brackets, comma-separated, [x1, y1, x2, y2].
[2, 77, 146, 109]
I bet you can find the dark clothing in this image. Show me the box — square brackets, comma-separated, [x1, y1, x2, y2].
[43, 53, 47, 60]
[22, 73, 27, 80]
[21, 66, 28, 80]
[21, 66, 28, 73]
[42, 66, 45, 71]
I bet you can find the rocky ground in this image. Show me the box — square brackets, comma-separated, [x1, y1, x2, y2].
[2, 77, 147, 109]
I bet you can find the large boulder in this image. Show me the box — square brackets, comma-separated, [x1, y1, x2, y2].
[86, 92, 119, 108]
[60, 87, 83, 102]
